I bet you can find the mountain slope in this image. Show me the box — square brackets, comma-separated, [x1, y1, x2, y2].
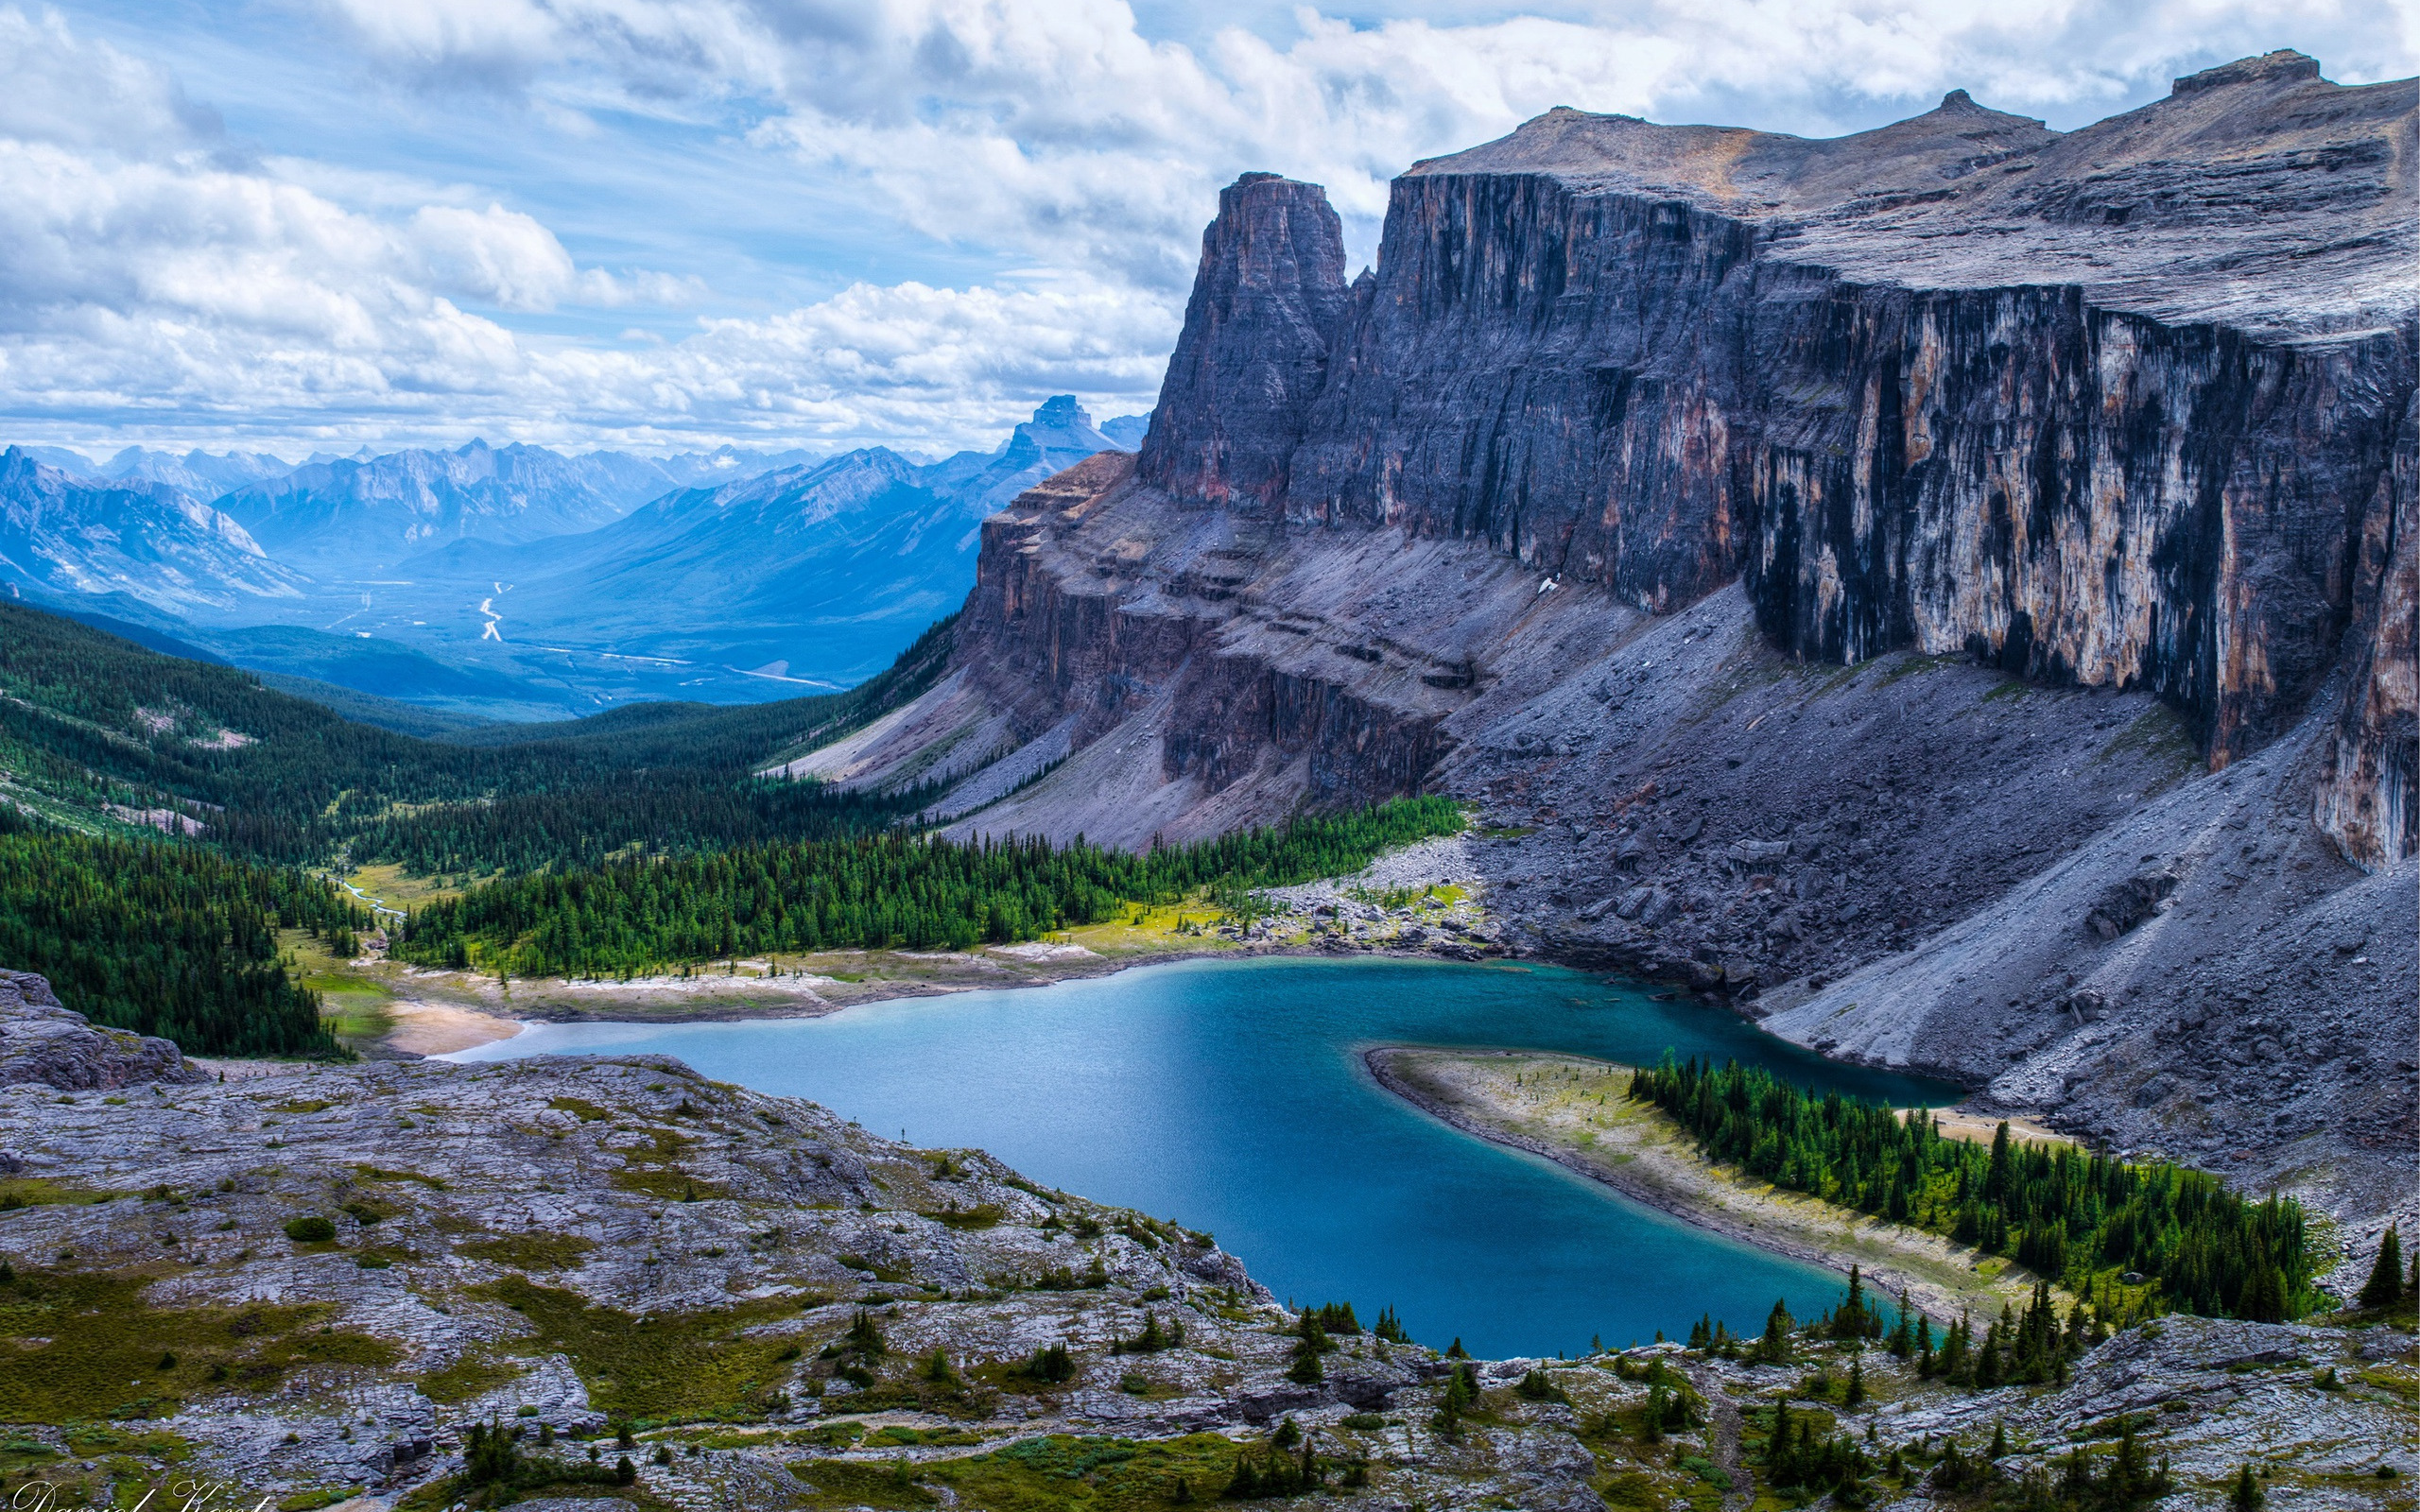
[213, 438, 685, 569]
[0, 449, 302, 614]
[778, 56, 2417, 1227]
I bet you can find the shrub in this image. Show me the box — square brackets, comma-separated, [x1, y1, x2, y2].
[283, 1216, 336, 1243]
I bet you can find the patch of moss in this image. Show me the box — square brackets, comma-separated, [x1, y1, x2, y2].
[0, 1270, 397, 1421]
[2097, 703, 2201, 778]
[276, 1486, 361, 1511]
[480, 1278, 804, 1421]
[354, 1165, 447, 1190]
[548, 1097, 613, 1123]
[456, 1233, 598, 1271]
[786, 1459, 937, 1510]
[930, 1204, 1006, 1231]
[418, 1350, 525, 1406]
[0, 1177, 107, 1210]
[926, 1434, 1248, 1510]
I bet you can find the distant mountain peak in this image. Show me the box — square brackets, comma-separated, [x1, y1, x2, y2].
[1031, 395, 1091, 428]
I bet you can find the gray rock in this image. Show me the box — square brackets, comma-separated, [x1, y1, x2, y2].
[0, 970, 206, 1091]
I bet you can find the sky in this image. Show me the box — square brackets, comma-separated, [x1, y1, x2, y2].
[3, 0, 2411, 460]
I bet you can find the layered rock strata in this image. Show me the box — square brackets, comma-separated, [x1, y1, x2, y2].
[0, 969, 205, 1091]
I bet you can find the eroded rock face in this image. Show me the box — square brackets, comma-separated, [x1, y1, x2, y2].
[788, 54, 2415, 1222]
[1136, 173, 1352, 513]
[1270, 61, 2416, 866]
[0, 970, 205, 1091]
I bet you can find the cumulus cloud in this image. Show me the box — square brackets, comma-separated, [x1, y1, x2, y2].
[0, 0, 2410, 454]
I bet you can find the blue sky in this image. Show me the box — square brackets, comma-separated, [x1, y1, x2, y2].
[6, 0, 2411, 458]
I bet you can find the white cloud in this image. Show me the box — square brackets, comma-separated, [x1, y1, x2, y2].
[0, 0, 2410, 455]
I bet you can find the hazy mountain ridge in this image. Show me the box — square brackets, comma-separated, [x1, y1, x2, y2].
[0, 448, 302, 614]
[412, 396, 1135, 686]
[2, 404, 1144, 715]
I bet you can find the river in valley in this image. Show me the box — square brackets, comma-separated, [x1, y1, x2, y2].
[449, 955, 1954, 1358]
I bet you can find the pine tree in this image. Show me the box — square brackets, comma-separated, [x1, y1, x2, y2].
[2230, 1464, 2265, 1512]
[2359, 1226, 2403, 1309]
[1759, 1297, 1795, 1364]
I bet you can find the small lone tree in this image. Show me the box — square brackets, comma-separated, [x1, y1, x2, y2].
[2359, 1225, 2404, 1309]
[2230, 1463, 2266, 1512]
[1758, 1297, 1795, 1364]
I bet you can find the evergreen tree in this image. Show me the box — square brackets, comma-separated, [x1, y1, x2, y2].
[2230, 1464, 2265, 1512]
[1759, 1297, 1795, 1364]
[2359, 1226, 2403, 1309]
[1627, 1052, 2311, 1320]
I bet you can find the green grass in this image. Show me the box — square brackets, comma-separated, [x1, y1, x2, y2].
[785, 1434, 1251, 1512]
[481, 1278, 806, 1421]
[0, 1268, 399, 1421]
[417, 1349, 527, 1406]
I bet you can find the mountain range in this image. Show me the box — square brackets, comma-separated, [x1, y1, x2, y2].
[1, 401, 1144, 717]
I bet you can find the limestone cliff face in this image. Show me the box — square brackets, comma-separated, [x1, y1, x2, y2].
[1135, 174, 1352, 512]
[1145, 55, 2418, 866]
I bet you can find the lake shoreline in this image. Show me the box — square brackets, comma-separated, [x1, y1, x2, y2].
[380, 937, 1520, 1054]
[1363, 1043, 2051, 1327]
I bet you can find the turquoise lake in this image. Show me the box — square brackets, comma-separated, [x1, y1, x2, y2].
[450, 955, 1954, 1358]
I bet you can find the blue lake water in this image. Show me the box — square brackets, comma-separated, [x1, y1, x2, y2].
[450, 955, 1954, 1358]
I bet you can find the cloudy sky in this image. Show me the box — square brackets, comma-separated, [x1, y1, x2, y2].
[5, 0, 2411, 459]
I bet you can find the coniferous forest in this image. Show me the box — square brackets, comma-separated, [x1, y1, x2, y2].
[395, 797, 1467, 977]
[0, 807, 364, 1056]
[1629, 1054, 2312, 1320]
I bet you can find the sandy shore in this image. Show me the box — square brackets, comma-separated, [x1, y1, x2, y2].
[383, 996, 525, 1056]
[1367, 1044, 2060, 1328]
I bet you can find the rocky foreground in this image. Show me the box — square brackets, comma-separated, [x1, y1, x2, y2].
[0, 971, 2408, 1512]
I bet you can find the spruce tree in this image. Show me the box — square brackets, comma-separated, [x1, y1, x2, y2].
[1759, 1297, 1795, 1364]
[2359, 1226, 2403, 1309]
[2230, 1464, 2265, 1512]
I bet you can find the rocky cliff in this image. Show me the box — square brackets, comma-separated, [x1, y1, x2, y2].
[780, 54, 2415, 1228]
[1287, 55, 2416, 859]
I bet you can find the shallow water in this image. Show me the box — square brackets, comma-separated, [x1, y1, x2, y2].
[452, 955, 1952, 1357]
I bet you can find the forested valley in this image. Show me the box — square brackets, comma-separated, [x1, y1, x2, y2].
[394, 797, 1467, 976]
[0, 603, 1468, 1056]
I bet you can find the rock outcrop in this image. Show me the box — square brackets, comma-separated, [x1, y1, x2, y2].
[0, 970, 205, 1091]
[1137, 174, 1353, 512]
[1288, 59, 2415, 856]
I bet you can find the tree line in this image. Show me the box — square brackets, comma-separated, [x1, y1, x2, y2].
[1628, 1054, 2311, 1319]
[0, 807, 364, 1057]
[394, 797, 1467, 977]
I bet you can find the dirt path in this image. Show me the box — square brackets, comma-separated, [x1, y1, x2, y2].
[1366, 1045, 2059, 1328]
